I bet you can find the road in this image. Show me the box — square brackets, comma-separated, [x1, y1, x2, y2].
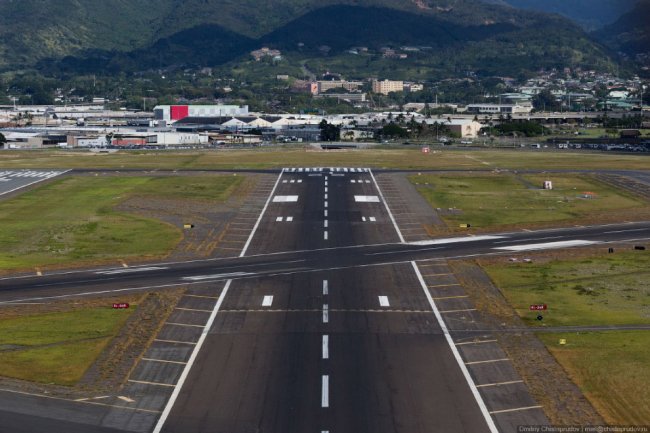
[0, 167, 649, 433]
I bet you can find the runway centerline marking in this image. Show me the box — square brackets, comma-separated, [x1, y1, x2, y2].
[324, 231, 328, 240]
[322, 335, 329, 359]
[378, 296, 390, 307]
[323, 279, 329, 295]
[323, 304, 329, 323]
[322, 375, 330, 408]
[262, 295, 274, 307]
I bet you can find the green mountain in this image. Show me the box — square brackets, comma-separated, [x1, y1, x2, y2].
[489, 0, 638, 30]
[594, 0, 650, 58]
[0, 0, 618, 77]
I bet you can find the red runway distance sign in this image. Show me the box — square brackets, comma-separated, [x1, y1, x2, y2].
[112, 303, 130, 309]
[529, 304, 547, 311]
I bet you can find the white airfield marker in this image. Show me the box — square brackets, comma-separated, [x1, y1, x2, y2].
[354, 195, 380, 203]
[273, 195, 299, 203]
[495, 240, 597, 252]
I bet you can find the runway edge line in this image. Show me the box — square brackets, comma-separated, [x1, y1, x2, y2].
[411, 261, 500, 433]
[240, 169, 285, 257]
[368, 169, 405, 244]
[152, 279, 233, 433]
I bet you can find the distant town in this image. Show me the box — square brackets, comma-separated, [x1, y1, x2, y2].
[1, 66, 648, 152]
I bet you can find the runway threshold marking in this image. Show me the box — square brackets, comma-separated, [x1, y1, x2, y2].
[240, 170, 284, 257]
[412, 261, 499, 433]
[153, 279, 233, 433]
[0, 169, 70, 198]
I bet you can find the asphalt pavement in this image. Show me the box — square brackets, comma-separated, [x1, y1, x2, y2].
[0, 167, 649, 433]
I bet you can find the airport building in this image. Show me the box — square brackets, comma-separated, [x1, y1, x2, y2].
[153, 105, 249, 123]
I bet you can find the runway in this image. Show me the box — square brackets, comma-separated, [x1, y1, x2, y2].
[0, 167, 648, 433]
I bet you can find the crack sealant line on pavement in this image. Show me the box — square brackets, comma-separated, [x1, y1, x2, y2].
[411, 261, 499, 433]
[152, 279, 233, 433]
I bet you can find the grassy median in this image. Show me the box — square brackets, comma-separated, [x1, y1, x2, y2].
[482, 250, 650, 424]
[0, 175, 243, 271]
[410, 173, 645, 230]
[0, 306, 135, 385]
[539, 331, 650, 425]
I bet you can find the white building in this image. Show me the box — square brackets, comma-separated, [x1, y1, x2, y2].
[153, 105, 249, 122]
[465, 104, 532, 115]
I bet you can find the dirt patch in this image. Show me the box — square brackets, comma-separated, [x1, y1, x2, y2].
[79, 289, 184, 391]
[449, 259, 604, 425]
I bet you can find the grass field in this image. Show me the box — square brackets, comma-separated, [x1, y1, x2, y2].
[482, 251, 650, 423]
[0, 148, 649, 171]
[0, 306, 135, 385]
[482, 250, 650, 327]
[539, 331, 650, 425]
[0, 175, 242, 271]
[409, 173, 645, 230]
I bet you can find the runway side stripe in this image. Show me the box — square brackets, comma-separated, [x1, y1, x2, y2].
[411, 261, 499, 433]
[240, 169, 284, 257]
[152, 279, 233, 433]
[368, 169, 405, 243]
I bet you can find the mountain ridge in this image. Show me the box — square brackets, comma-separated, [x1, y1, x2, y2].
[0, 0, 618, 76]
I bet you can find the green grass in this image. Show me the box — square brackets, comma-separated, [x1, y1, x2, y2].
[0, 148, 649, 171]
[539, 331, 650, 424]
[0, 175, 242, 270]
[0, 307, 134, 385]
[410, 173, 644, 229]
[483, 251, 650, 327]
